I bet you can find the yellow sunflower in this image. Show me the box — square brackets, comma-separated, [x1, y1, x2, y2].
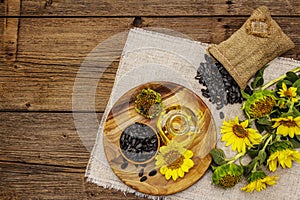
[155, 141, 194, 181]
[267, 149, 300, 172]
[267, 141, 300, 172]
[278, 82, 298, 103]
[241, 171, 278, 193]
[221, 117, 262, 153]
[272, 116, 300, 138]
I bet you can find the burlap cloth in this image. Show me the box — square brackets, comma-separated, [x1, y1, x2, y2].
[85, 28, 299, 200]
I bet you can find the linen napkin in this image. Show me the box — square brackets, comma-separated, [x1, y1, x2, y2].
[85, 28, 300, 200]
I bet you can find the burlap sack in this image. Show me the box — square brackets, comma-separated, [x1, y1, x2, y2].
[208, 6, 295, 89]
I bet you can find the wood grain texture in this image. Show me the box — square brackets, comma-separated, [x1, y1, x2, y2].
[0, 1, 4, 17]
[3, 0, 20, 62]
[0, 161, 141, 200]
[0, 112, 142, 199]
[16, 17, 299, 67]
[103, 82, 216, 195]
[20, 0, 300, 16]
[0, 112, 101, 167]
[1, 0, 300, 199]
[1, 17, 299, 112]
[0, 13, 3, 61]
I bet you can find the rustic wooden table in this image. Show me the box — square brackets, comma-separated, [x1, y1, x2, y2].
[1, 1, 299, 199]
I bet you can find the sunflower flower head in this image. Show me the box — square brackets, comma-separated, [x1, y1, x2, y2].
[243, 90, 276, 119]
[212, 163, 243, 188]
[278, 82, 298, 103]
[267, 141, 300, 172]
[134, 88, 163, 119]
[241, 170, 278, 192]
[221, 117, 262, 153]
[155, 141, 194, 181]
[272, 116, 300, 138]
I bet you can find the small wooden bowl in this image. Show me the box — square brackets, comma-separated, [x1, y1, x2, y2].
[119, 122, 160, 165]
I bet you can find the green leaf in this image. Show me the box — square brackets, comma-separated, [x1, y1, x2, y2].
[292, 78, 300, 87]
[251, 77, 264, 89]
[292, 79, 300, 95]
[276, 80, 283, 90]
[286, 71, 299, 83]
[243, 150, 266, 175]
[241, 90, 251, 99]
[282, 79, 293, 86]
[257, 150, 267, 165]
[254, 120, 267, 133]
[289, 138, 300, 148]
[251, 66, 266, 89]
[210, 148, 226, 166]
[247, 147, 260, 158]
[243, 157, 258, 176]
[256, 117, 273, 126]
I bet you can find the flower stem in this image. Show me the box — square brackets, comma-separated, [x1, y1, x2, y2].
[227, 152, 245, 164]
[251, 162, 259, 173]
[261, 133, 270, 141]
[262, 134, 273, 152]
[261, 67, 300, 90]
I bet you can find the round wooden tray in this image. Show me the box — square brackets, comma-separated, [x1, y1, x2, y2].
[103, 81, 216, 196]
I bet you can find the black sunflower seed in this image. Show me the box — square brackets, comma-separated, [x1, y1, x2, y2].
[140, 176, 147, 182]
[195, 55, 247, 108]
[148, 169, 157, 176]
[120, 123, 158, 163]
[139, 168, 144, 177]
[121, 162, 128, 169]
[219, 111, 225, 119]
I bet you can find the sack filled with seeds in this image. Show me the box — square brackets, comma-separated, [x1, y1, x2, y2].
[208, 6, 295, 89]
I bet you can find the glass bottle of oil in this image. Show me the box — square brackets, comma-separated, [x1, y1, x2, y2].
[157, 104, 202, 146]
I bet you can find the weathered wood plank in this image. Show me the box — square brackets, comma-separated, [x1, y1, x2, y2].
[16, 17, 300, 66]
[2, 0, 20, 62]
[1, 17, 299, 112]
[0, 61, 118, 111]
[0, 11, 4, 61]
[0, 112, 101, 167]
[0, 112, 144, 199]
[20, 0, 300, 17]
[0, 0, 4, 16]
[17, 18, 132, 66]
[0, 161, 87, 200]
[0, 161, 142, 199]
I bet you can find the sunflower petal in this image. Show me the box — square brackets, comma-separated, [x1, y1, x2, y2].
[183, 150, 193, 159]
[171, 170, 179, 181]
[165, 169, 172, 180]
[184, 158, 194, 167]
[178, 168, 184, 177]
[181, 164, 189, 172]
[160, 165, 168, 175]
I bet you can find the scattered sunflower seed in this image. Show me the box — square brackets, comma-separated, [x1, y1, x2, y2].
[195, 54, 253, 110]
[140, 176, 147, 182]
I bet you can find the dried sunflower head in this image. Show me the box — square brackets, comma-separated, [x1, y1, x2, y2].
[212, 163, 243, 188]
[134, 88, 163, 119]
[243, 90, 276, 119]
